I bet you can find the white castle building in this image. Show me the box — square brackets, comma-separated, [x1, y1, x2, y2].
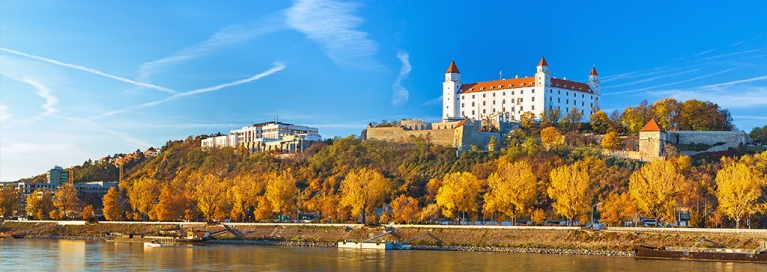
[201, 121, 321, 152]
[442, 57, 600, 122]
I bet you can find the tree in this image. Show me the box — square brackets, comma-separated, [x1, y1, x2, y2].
[621, 107, 644, 135]
[601, 131, 622, 150]
[125, 176, 161, 220]
[193, 173, 229, 222]
[715, 162, 766, 228]
[543, 107, 562, 125]
[483, 161, 537, 225]
[520, 111, 536, 130]
[589, 110, 609, 134]
[600, 192, 638, 227]
[265, 171, 298, 221]
[561, 107, 583, 132]
[390, 194, 420, 224]
[54, 183, 81, 219]
[0, 185, 20, 218]
[102, 187, 122, 221]
[487, 136, 498, 152]
[629, 160, 685, 225]
[436, 172, 482, 224]
[750, 125, 767, 145]
[339, 168, 391, 224]
[540, 127, 563, 146]
[547, 162, 594, 225]
[650, 98, 681, 130]
[81, 205, 96, 220]
[531, 209, 546, 226]
[153, 185, 189, 221]
[26, 189, 55, 220]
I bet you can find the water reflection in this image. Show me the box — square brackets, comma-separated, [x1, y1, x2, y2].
[2, 240, 766, 271]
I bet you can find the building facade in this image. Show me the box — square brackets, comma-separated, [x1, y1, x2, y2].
[47, 165, 68, 186]
[201, 121, 321, 152]
[443, 57, 601, 122]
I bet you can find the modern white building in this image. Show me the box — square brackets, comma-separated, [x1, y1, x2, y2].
[201, 121, 321, 152]
[443, 57, 600, 122]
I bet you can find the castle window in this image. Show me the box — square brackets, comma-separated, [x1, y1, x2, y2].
[472, 102, 475, 106]
[582, 102, 584, 106]
[461, 103, 464, 107]
[483, 94, 486, 97]
[489, 86, 493, 90]
[529, 82, 532, 85]
[566, 99, 569, 104]
[550, 89, 553, 93]
[532, 105, 535, 110]
[521, 83, 525, 87]
[532, 97, 535, 101]
[590, 103, 593, 107]
[480, 87, 484, 91]
[483, 109, 486, 114]
[493, 108, 496, 112]
[503, 92, 505, 95]
[512, 91, 515, 95]
[493, 100, 496, 105]
[521, 90, 524, 94]
[520, 106, 523, 111]
[498, 85, 502, 89]
[511, 107, 515, 112]
[472, 110, 475, 115]
[483, 101, 486, 106]
[579, 88, 583, 91]
[558, 98, 560, 102]
[574, 100, 576, 105]
[556, 83, 559, 87]
[472, 95, 475, 99]
[582, 94, 584, 98]
[550, 97, 552, 101]
[462, 95, 465, 100]
[564, 85, 567, 88]
[502, 99, 506, 104]
[566, 92, 569, 96]
[493, 93, 496, 97]
[532, 89, 535, 93]
[462, 111, 465, 116]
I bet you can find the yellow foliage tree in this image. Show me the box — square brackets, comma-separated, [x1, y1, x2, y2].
[436, 172, 481, 224]
[26, 189, 55, 220]
[629, 160, 685, 225]
[589, 110, 610, 134]
[192, 173, 229, 222]
[520, 111, 536, 130]
[339, 168, 391, 224]
[391, 194, 419, 224]
[102, 187, 122, 221]
[483, 161, 537, 225]
[715, 162, 767, 228]
[0, 185, 20, 218]
[531, 209, 546, 225]
[228, 174, 265, 222]
[601, 131, 621, 150]
[265, 171, 298, 221]
[547, 162, 594, 225]
[600, 192, 638, 227]
[540, 127, 563, 146]
[125, 176, 161, 220]
[81, 205, 96, 221]
[417, 203, 441, 223]
[154, 185, 189, 221]
[54, 183, 81, 219]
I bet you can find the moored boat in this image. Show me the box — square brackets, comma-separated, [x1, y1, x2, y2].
[144, 240, 164, 247]
[10, 232, 27, 239]
[635, 238, 767, 263]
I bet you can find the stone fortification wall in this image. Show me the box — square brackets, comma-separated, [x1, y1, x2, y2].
[455, 120, 501, 151]
[668, 131, 752, 147]
[366, 127, 454, 146]
[400, 119, 430, 130]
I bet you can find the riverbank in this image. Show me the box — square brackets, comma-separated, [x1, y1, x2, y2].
[3, 221, 765, 258]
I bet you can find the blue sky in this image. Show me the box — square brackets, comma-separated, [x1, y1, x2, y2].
[1, 0, 766, 181]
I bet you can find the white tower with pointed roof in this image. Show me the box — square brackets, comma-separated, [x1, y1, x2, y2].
[588, 67, 600, 108]
[443, 61, 462, 121]
[535, 57, 551, 87]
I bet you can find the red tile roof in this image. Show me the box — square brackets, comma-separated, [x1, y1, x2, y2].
[640, 119, 664, 132]
[590, 67, 598, 76]
[538, 57, 548, 67]
[550, 78, 593, 93]
[460, 77, 536, 93]
[446, 61, 460, 73]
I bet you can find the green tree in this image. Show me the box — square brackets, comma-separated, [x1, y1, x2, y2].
[749, 125, 767, 145]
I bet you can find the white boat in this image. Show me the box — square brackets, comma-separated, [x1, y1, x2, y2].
[144, 241, 164, 247]
[337, 241, 410, 250]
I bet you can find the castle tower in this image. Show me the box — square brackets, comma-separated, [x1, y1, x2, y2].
[588, 66, 600, 95]
[535, 57, 551, 87]
[443, 60, 462, 121]
[638, 119, 667, 160]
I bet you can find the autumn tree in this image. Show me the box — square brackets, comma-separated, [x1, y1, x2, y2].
[601, 131, 622, 150]
[154, 185, 189, 221]
[621, 107, 644, 135]
[192, 173, 229, 222]
[102, 187, 122, 221]
[81, 205, 96, 220]
[390, 194, 420, 224]
[53, 183, 81, 219]
[339, 168, 391, 224]
[750, 125, 767, 145]
[540, 127, 563, 147]
[560, 107, 583, 132]
[600, 192, 638, 227]
[265, 171, 298, 221]
[436, 172, 482, 224]
[26, 189, 55, 220]
[228, 174, 265, 222]
[715, 162, 766, 228]
[0, 185, 20, 218]
[520, 111, 536, 130]
[589, 110, 609, 134]
[650, 98, 681, 130]
[629, 160, 685, 225]
[483, 161, 537, 225]
[487, 136, 498, 152]
[547, 162, 594, 225]
[125, 176, 162, 220]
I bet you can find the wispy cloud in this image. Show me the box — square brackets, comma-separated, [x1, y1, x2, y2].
[285, 0, 379, 67]
[422, 96, 442, 106]
[0, 47, 177, 94]
[647, 75, 767, 110]
[0, 102, 11, 125]
[699, 48, 765, 61]
[93, 62, 286, 119]
[20, 78, 59, 120]
[603, 69, 701, 88]
[603, 68, 739, 96]
[391, 51, 411, 106]
[732, 41, 744, 46]
[137, 17, 284, 83]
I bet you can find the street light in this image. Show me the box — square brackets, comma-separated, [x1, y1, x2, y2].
[591, 203, 598, 229]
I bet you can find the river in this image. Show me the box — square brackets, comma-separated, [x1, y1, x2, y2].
[1, 239, 764, 271]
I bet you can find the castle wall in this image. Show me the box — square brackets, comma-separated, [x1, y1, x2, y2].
[366, 127, 455, 146]
[454, 120, 501, 151]
[668, 131, 752, 147]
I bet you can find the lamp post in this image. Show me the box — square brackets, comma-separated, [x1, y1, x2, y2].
[591, 203, 598, 229]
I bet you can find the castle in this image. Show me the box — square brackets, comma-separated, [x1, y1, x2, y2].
[443, 57, 601, 122]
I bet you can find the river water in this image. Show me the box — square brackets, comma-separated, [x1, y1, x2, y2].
[1, 239, 764, 271]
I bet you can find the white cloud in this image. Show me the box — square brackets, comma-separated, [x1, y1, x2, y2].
[285, 0, 379, 67]
[603, 68, 739, 96]
[422, 96, 443, 106]
[0, 47, 177, 94]
[603, 69, 701, 88]
[20, 77, 59, 120]
[654, 76, 767, 109]
[391, 51, 411, 106]
[137, 17, 284, 83]
[0, 102, 11, 125]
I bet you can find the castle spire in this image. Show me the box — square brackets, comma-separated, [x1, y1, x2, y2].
[590, 66, 599, 76]
[538, 57, 548, 67]
[446, 60, 460, 73]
